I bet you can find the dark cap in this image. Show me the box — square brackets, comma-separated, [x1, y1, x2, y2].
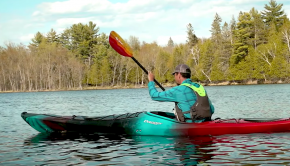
[172, 64, 191, 75]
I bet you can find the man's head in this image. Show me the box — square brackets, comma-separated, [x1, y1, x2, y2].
[172, 64, 191, 85]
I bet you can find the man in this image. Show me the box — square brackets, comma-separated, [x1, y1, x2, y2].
[148, 64, 214, 122]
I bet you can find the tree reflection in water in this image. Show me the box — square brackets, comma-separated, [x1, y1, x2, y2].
[23, 133, 290, 165]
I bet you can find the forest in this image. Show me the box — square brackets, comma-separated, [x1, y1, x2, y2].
[0, 0, 289, 92]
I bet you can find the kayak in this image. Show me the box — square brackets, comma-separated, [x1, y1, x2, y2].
[21, 111, 290, 136]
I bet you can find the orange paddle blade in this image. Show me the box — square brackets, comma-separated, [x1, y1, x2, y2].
[109, 31, 133, 57]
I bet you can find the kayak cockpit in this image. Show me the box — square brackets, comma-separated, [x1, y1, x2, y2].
[149, 111, 176, 119]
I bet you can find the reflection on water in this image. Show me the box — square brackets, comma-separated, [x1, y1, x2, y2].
[210, 134, 290, 165]
[19, 133, 290, 165]
[23, 133, 215, 165]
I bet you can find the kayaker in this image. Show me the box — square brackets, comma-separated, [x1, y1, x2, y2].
[148, 64, 214, 122]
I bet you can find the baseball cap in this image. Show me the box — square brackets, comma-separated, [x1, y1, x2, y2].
[172, 64, 191, 75]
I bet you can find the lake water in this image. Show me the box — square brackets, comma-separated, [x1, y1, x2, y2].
[1, 84, 290, 165]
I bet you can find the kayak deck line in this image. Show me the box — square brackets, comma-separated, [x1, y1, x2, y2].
[81, 112, 144, 121]
[213, 118, 290, 123]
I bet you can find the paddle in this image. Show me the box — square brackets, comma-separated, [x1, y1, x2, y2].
[109, 31, 165, 91]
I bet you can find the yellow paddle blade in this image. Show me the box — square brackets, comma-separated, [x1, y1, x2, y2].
[109, 31, 133, 57]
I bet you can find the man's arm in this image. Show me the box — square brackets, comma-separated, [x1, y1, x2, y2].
[148, 71, 179, 102]
[148, 81, 179, 102]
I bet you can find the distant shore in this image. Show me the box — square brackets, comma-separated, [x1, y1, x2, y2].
[206, 79, 290, 86]
[0, 80, 289, 93]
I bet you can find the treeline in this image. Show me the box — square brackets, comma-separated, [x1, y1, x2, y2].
[0, 0, 290, 92]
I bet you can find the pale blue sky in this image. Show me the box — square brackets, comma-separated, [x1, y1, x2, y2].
[1, 0, 289, 46]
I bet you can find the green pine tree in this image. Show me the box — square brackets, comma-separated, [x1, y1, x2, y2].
[198, 39, 214, 82]
[249, 7, 267, 49]
[231, 12, 253, 65]
[186, 23, 198, 48]
[261, 0, 287, 31]
[230, 16, 237, 45]
[210, 13, 222, 45]
[30, 32, 45, 47]
[46, 29, 59, 44]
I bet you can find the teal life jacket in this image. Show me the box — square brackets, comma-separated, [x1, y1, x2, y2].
[174, 83, 212, 122]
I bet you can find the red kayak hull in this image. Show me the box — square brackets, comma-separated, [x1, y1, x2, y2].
[175, 118, 290, 136]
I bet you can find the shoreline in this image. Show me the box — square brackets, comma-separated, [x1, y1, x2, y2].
[0, 80, 289, 93]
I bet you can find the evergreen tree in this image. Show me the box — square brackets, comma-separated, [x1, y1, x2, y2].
[210, 13, 222, 45]
[261, 0, 287, 31]
[230, 16, 237, 45]
[47, 29, 59, 44]
[249, 8, 266, 49]
[60, 21, 100, 61]
[59, 29, 72, 50]
[222, 22, 231, 43]
[30, 32, 45, 47]
[87, 21, 100, 45]
[209, 13, 224, 82]
[210, 49, 225, 82]
[255, 30, 284, 81]
[231, 12, 253, 65]
[198, 39, 215, 82]
[186, 23, 198, 48]
[220, 22, 232, 74]
[167, 37, 174, 48]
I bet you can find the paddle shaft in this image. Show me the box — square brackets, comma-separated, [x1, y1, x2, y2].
[131, 57, 165, 91]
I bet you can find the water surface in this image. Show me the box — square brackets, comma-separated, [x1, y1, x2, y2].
[1, 84, 290, 165]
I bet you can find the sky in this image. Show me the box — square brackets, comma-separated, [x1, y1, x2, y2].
[1, 0, 290, 47]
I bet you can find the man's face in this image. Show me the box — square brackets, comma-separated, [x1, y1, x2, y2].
[174, 72, 181, 85]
